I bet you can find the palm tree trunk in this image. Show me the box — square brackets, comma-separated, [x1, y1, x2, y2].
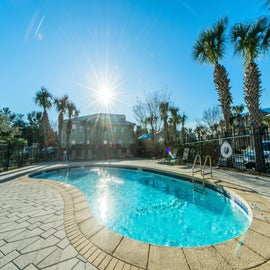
[245, 62, 265, 173]
[42, 110, 49, 148]
[58, 113, 63, 148]
[244, 62, 262, 129]
[214, 64, 232, 132]
[214, 64, 234, 167]
[66, 120, 72, 149]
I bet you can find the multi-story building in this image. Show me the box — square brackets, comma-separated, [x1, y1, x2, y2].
[61, 113, 135, 148]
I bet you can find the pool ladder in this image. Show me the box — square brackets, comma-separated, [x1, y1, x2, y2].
[192, 154, 212, 194]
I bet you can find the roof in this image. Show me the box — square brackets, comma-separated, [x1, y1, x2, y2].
[261, 108, 270, 115]
[65, 113, 135, 126]
[241, 107, 270, 117]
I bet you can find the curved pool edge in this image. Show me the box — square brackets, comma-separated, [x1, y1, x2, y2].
[28, 163, 270, 270]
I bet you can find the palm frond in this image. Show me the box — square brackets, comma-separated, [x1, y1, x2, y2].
[231, 22, 250, 62]
[261, 21, 270, 54]
[214, 16, 228, 56]
[260, 0, 270, 10]
[193, 17, 228, 65]
[231, 17, 269, 65]
[192, 31, 214, 64]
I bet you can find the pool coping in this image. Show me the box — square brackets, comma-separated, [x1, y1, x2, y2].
[28, 163, 270, 270]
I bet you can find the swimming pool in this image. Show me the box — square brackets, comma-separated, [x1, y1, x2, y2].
[33, 166, 251, 247]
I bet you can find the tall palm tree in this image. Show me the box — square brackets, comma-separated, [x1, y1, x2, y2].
[193, 17, 232, 135]
[34, 87, 53, 148]
[180, 113, 188, 144]
[54, 94, 69, 149]
[169, 106, 181, 144]
[159, 101, 169, 146]
[231, 17, 270, 172]
[66, 102, 79, 149]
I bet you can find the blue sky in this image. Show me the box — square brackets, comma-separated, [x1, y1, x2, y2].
[1, 0, 269, 129]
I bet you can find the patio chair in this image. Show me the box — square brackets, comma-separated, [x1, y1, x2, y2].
[182, 148, 189, 162]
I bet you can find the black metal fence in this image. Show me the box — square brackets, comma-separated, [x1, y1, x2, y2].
[0, 141, 25, 171]
[0, 142, 136, 172]
[2, 128, 270, 174]
[181, 128, 270, 174]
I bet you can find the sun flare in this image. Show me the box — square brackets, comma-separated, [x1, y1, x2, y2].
[97, 87, 114, 105]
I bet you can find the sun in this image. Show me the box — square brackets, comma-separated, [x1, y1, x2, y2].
[97, 87, 114, 105]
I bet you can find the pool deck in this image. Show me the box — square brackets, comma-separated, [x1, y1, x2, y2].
[0, 159, 270, 269]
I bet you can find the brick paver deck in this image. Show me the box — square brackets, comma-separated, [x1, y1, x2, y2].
[0, 178, 97, 269]
[0, 160, 270, 269]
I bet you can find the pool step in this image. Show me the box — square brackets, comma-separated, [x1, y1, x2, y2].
[194, 185, 205, 194]
[192, 178, 206, 194]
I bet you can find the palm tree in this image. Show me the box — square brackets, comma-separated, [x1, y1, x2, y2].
[159, 101, 169, 146]
[194, 125, 207, 141]
[146, 114, 157, 135]
[193, 17, 232, 135]
[169, 106, 181, 144]
[231, 17, 270, 172]
[54, 94, 69, 149]
[66, 102, 79, 149]
[231, 104, 245, 133]
[34, 87, 53, 148]
[179, 113, 188, 144]
[80, 118, 89, 146]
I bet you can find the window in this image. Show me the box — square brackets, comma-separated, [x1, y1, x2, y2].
[121, 127, 124, 133]
[113, 126, 117, 133]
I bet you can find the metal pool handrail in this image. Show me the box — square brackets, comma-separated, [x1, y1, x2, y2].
[192, 154, 202, 178]
[202, 154, 213, 180]
[192, 154, 213, 194]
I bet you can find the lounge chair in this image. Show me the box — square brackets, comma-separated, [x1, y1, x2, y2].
[182, 148, 189, 162]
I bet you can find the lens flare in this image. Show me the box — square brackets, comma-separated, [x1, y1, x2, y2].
[97, 86, 115, 106]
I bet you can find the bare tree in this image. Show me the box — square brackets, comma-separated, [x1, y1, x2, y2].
[200, 106, 222, 134]
[133, 88, 171, 135]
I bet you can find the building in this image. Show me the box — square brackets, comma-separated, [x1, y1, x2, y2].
[61, 113, 135, 148]
[234, 107, 270, 132]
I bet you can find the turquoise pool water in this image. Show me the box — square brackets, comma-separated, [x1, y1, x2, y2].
[34, 166, 251, 247]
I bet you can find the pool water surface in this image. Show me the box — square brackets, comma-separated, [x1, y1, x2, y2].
[34, 166, 251, 247]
